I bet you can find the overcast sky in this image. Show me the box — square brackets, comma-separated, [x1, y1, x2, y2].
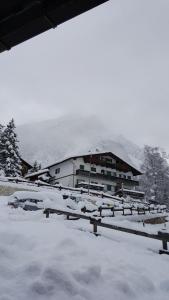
[0, 0, 169, 150]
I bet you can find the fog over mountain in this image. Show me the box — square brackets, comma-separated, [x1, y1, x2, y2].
[17, 114, 143, 169]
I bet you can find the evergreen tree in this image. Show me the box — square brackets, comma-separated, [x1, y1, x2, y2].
[140, 145, 169, 205]
[0, 123, 3, 136]
[30, 160, 41, 173]
[1, 119, 22, 177]
[0, 123, 4, 175]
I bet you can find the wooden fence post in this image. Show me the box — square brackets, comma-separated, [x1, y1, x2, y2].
[93, 222, 97, 234]
[158, 231, 169, 255]
[90, 218, 101, 236]
[99, 207, 102, 217]
[45, 209, 50, 218]
[162, 240, 168, 251]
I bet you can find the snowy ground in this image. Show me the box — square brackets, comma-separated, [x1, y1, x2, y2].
[0, 196, 169, 300]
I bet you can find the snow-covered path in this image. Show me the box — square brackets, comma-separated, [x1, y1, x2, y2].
[0, 198, 169, 300]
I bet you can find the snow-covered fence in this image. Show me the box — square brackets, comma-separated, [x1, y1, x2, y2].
[98, 205, 166, 217]
[35, 180, 123, 201]
[0, 176, 124, 202]
[89, 219, 169, 255]
[44, 207, 169, 255]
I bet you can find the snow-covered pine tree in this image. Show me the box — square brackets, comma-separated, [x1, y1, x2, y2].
[32, 160, 41, 172]
[0, 123, 5, 175]
[0, 123, 3, 136]
[140, 145, 169, 206]
[27, 161, 41, 175]
[1, 119, 22, 177]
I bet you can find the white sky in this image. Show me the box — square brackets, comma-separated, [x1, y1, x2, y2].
[0, 0, 169, 149]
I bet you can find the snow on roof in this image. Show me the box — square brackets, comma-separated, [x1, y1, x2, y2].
[118, 188, 145, 195]
[25, 169, 49, 178]
[0, 176, 29, 183]
[7, 176, 28, 182]
[45, 151, 142, 175]
[78, 181, 105, 188]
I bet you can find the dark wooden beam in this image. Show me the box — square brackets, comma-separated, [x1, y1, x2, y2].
[0, 0, 109, 53]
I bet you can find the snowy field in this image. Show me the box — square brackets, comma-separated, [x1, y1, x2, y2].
[0, 195, 169, 300]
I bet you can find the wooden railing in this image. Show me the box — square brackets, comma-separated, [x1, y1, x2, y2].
[0, 176, 125, 202]
[43, 207, 169, 255]
[97, 205, 166, 217]
[76, 169, 139, 185]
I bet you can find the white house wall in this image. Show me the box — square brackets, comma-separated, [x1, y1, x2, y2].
[49, 160, 74, 187]
[48, 156, 139, 193]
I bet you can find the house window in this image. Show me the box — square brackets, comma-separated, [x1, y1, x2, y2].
[101, 170, 105, 174]
[80, 165, 84, 170]
[55, 168, 60, 174]
[128, 175, 131, 180]
[123, 175, 126, 179]
[91, 167, 96, 172]
[107, 171, 111, 176]
[119, 174, 122, 178]
[107, 185, 112, 191]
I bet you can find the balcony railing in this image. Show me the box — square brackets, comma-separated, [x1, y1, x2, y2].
[84, 157, 116, 169]
[76, 169, 139, 185]
[83, 156, 132, 172]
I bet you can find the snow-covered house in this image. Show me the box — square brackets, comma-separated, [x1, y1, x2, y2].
[20, 158, 32, 176]
[42, 152, 142, 194]
[25, 169, 50, 182]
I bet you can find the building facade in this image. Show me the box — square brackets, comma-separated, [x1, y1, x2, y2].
[46, 152, 141, 194]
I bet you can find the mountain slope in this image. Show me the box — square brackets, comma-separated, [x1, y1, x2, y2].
[17, 114, 143, 169]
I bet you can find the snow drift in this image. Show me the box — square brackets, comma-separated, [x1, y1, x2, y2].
[0, 196, 169, 300]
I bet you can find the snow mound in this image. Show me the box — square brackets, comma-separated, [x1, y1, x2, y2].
[0, 197, 169, 300]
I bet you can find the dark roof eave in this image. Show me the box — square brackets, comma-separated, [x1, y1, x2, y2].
[20, 158, 32, 168]
[0, 0, 109, 53]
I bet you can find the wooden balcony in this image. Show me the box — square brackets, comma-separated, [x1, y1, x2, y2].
[83, 156, 133, 172]
[76, 169, 139, 186]
[84, 156, 116, 169]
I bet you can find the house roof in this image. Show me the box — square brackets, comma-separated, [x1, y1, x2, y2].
[78, 181, 105, 188]
[45, 151, 142, 176]
[0, 0, 109, 53]
[117, 188, 145, 195]
[25, 168, 49, 179]
[20, 158, 32, 169]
